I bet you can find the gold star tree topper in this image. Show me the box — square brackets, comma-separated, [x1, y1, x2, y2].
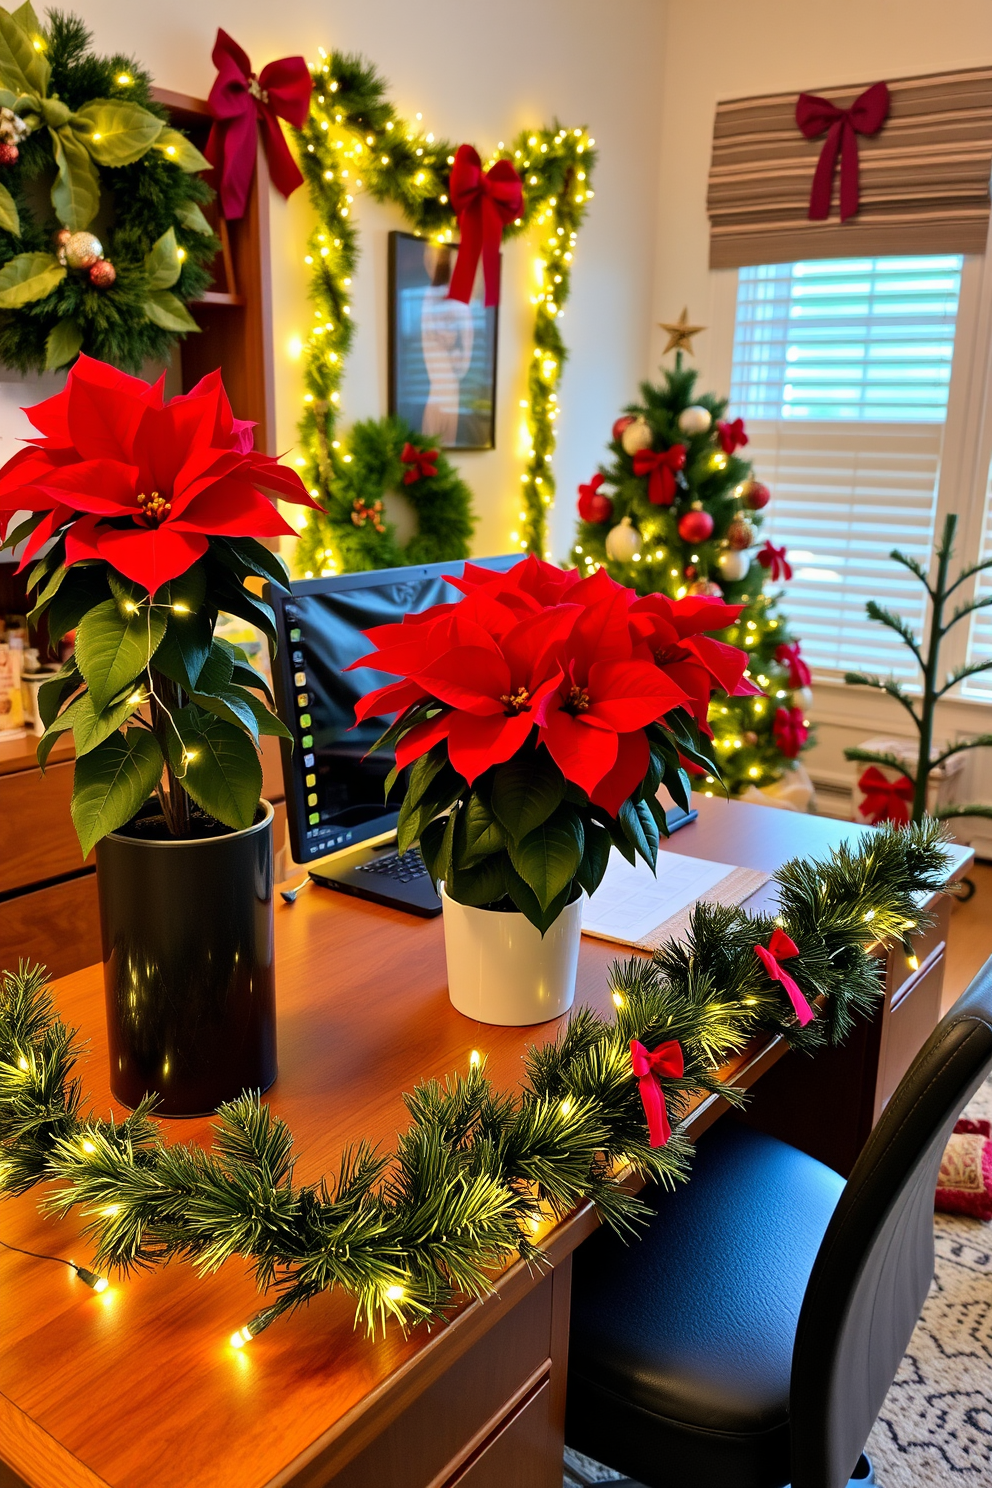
[659, 308, 706, 357]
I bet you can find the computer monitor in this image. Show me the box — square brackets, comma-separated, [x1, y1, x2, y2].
[268, 557, 518, 868]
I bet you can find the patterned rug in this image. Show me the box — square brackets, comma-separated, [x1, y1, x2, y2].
[564, 1077, 992, 1488]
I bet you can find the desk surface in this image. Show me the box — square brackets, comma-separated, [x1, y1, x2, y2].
[0, 799, 969, 1488]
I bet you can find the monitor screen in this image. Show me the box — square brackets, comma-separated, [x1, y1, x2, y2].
[268, 558, 517, 866]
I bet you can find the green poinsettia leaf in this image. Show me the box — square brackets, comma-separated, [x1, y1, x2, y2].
[50, 127, 99, 229]
[65, 687, 139, 758]
[36, 706, 73, 770]
[143, 226, 182, 291]
[506, 805, 584, 911]
[44, 565, 110, 645]
[0, 177, 18, 235]
[174, 198, 213, 235]
[45, 317, 82, 370]
[10, 3, 42, 36]
[73, 99, 163, 166]
[190, 684, 260, 744]
[0, 250, 64, 307]
[143, 288, 199, 332]
[75, 596, 166, 712]
[166, 706, 262, 832]
[1, 508, 44, 555]
[71, 729, 164, 859]
[457, 790, 506, 866]
[153, 127, 210, 174]
[491, 751, 565, 840]
[575, 820, 611, 898]
[36, 659, 79, 730]
[0, 4, 49, 97]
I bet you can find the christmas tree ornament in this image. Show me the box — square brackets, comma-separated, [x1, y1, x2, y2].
[63, 232, 103, 270]
[605, 515, 642, 563]
[797, 686, 814, 711]
[633, 444, 686, 505]
[745, 730, 759, 746]
[89, 260, 116, 288]
[658, 308, 705, 357]
[612, 414, 635, 442]
[577, 472, 613, 524]
[717, 548, 749, 582]
[678, 508, 714, 543]
[744, 480, 771, 511]
[727, 517, 754, 550]
[717, 417, 748, 455]
[0, 142, 17, 166]
[688, 578, 723, 598]
[621, 416, 653, 456]
[758, 540, 792, 581]
[678, 405, 712, 436]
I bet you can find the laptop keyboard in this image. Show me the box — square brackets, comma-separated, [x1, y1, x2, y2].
[353, 849, 429, 884]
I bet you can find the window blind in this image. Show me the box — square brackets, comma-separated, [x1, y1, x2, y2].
[730, 255, 962, 679]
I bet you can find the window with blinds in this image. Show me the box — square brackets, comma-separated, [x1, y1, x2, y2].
[729, 256, 963, 680]
[963, 467, 992, 701]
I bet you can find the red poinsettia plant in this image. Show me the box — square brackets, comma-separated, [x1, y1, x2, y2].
[356, 557, 757, 931]
[0, 355, 317, 852]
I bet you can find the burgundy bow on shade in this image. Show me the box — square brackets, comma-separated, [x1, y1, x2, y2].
[448, 145, 524, 307]
[795, 82, 890, 222]
[206, 29, 313, 220]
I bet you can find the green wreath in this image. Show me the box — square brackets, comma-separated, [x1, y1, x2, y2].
[0, 6, 217, 373]
[298, 414, 475, 575]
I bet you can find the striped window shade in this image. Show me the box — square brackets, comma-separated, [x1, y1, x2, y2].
[731, 255, 962, 680]
[708, 69, 992, 269]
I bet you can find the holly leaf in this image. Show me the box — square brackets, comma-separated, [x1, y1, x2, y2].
[0, 5, 49, 95]
[174, 199, 213, 234]
[73, 100, 163, 167]
[507, 805, 584, 911]
[153, 127, 210, 173]
[166, 706, 262, 831]
[75, 596, 166, 711]
[0, 177, 18, 236]
[144, 288, 199, 332]
[491, 751, 566, 840]
[0, 250, 65, 307]
[45, 317, 83, 370]
[143, 225, 183, 290]
[50, 129, 100, 230]
[71, 730, 164, 858]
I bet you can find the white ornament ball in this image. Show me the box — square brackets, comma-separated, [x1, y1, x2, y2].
[605, 516, 643, 563]
[797, 686, 814, 711]
[717, 548, 749, 582]
[64, 230, 102, 270]
[678, 405, 712, 436]
[621, 416, 653, 456]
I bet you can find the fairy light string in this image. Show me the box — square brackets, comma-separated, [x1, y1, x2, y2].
[289, 51, 597, 575]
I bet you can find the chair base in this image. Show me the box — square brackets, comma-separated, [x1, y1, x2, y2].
[563, 1451, 876, 1488]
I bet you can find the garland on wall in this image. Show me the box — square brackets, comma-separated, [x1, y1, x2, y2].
[289, 51, 597, 577]
[0, 6, 216, 373]
[0, 822, 948, 1343]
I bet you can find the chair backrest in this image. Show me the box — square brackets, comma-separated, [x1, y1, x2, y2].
[790, 957, 992, 1488]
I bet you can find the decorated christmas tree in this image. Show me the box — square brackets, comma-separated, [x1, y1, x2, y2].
[569, 314, 813, 799]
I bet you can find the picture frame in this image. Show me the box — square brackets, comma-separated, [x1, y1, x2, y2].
[387, 230, 499, 450]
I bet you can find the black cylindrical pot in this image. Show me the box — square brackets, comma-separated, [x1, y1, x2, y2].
[96, 801, 276, 1117]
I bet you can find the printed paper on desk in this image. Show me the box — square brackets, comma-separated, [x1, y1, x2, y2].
[582, 849, 740, 948]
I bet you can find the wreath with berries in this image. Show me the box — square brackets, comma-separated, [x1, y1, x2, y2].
[0, 5, 217, 374]
[298, 414, 475, 575]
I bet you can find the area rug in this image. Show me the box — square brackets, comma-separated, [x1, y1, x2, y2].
[564, 1077, 992, 1488]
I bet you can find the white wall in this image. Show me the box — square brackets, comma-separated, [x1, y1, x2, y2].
[70, 0, 668, 561]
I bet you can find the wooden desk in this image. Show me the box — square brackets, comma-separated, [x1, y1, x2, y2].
[0, 800, 971, 1488]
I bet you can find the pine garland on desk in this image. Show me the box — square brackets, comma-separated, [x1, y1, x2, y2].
[0, 823, 950, 1344]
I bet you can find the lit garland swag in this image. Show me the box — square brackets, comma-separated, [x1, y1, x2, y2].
[0, 822, 948, 1343]
[291, 50, 596, 576]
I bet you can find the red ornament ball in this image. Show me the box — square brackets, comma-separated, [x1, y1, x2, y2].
[612, 414, 635, 442]
[688, 579, 723, 598]
[678, 508, 715, 543]
[685, 564, 696, 580]
[0, 142, 18, 166]
[745, 480, 771, 511]
[726, 517, 753, 550]
[89, 259, 116, 288]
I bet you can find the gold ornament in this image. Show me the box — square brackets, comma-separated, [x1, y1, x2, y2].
[659, 308, 706, 357]
[620, 416, 653, 456]
[605, 515, 643, 563]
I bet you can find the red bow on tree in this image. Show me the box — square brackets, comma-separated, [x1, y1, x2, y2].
[754, 928, 814, 1026]
[773, 705, 808, 759]
[205, 29, 313, 220]
[758, 540, 792, 581]
[717, 418, 748, 455]
[795, 82, 890, 222]
[447, 145, 524, 307]
[632, 445, 687, 506]
[401, 443, 439, 484]
[630, 1038, 684, 1148]
[578, 472, 613, 524]
[775, 640, 811, 689]
[857, 766, 914, 825]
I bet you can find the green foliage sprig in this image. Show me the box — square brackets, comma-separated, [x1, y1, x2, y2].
[291, 50, 597, 574]
[0, 823, 950, 1341]
[0, 7, 217, 373]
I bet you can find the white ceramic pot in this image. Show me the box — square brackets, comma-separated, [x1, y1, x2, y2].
[441, 886, 582, 1026]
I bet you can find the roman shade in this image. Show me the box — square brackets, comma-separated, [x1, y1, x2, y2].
[708, 68, 992, 269]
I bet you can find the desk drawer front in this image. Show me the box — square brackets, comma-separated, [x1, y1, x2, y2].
[0, 761, 84, 894]
[452, 1378, 554, 1488]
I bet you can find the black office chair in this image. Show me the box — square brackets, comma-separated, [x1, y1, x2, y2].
[565, 961, 992, 1488]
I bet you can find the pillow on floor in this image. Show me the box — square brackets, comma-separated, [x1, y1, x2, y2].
[935, 1119, 992, 1221]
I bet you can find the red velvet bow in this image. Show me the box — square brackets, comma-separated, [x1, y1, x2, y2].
[578, 472, 613, 523]
[758, 540, 792, 581]
[857, 766, 914, 825]
[717, 418, 748, 455]
[754, 928, 814, 1027]
[447, 145, 524, 307]
[773, 705, 808, 759]
[401, 443, 439, 484]
[795, 81, 890, 222]
[632, 445, 687, 506]
[630, 1038, 684, 1148]
[775, 641, 811, 689]
[205, 29, 313, 220]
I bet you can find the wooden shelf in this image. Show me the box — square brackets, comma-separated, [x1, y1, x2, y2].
[197, 290, 247, 307]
